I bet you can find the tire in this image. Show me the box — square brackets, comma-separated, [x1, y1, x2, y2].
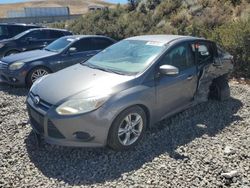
[209, 76, 230, 101]
[4, 50, 19, 57]
[108, 106, 147, 151]
[26, 66, 51, 88]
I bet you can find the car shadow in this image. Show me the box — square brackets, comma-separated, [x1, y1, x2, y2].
[25, 97, 243, 186]
[0, 83, 28, 96]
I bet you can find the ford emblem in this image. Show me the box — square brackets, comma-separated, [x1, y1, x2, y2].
[34, 96, 40, 105]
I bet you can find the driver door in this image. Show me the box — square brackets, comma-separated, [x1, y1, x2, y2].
[156, 42, 198, 119]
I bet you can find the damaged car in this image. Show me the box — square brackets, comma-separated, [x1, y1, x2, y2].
[27, 35, 233, 150]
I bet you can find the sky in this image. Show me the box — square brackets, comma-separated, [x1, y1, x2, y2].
[0, 0, 127, 4]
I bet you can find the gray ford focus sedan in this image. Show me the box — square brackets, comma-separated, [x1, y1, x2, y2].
[27, 35, 233, 150]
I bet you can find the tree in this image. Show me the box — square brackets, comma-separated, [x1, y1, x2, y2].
[128, 0, 140, 11]
[146, 0, 161, 10]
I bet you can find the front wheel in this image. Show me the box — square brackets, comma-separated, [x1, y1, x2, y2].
[26, 67, 51, 87]
[108, 106, 147, 151]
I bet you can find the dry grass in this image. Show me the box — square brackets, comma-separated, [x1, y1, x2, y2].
[0, 0, 115, 18]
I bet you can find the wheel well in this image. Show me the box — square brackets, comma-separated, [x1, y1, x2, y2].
[113, 104, 151, 129]
[106, 104, 151, 145]
[25, 65, 52, 84]
[137, 104, 151, 129]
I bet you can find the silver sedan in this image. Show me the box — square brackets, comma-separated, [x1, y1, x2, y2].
[27, 35, 233, 150]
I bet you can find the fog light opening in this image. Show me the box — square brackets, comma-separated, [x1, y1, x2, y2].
[73, 131, 94, 142]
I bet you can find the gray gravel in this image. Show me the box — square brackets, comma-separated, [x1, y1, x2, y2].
[0, 82, 250, 188]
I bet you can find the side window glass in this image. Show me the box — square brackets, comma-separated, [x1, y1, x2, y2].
[194, 43, 213, 64]
[0, 25, 9, 36]
[49, 31, 64, 39]
[9, 26, 22, 36]
[71, 38, 92, 52]
[93, 38, 113, 50]
[160, 43, 194, 71]
[25, 30, 47, 40]
[25, 31, 39, 39]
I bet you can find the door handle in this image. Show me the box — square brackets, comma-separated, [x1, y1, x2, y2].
[187, 75, 193, 80]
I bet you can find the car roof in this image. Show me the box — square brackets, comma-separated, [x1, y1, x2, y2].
[26, 28, 70, 32]
[62, 35, 113, 40]
[0, 23, 40, 27]
[126, 35, 202, 44]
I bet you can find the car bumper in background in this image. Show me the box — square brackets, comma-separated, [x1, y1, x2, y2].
[0, 69, 27, 86]
[26, 94, 114, 147]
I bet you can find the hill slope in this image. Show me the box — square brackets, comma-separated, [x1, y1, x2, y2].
[0, 0, 114, 18]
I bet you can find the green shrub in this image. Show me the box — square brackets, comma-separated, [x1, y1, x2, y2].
[210, 19, 250, 77]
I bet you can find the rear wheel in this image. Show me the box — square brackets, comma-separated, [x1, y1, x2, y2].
[108, 106, 147, 150]
[209, 76, 230, 101]
[26, 66, 51, 87]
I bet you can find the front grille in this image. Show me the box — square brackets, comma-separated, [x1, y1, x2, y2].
[0, 61, 8, 70]
[30, 92, 52, 111]
[48, 120, 65, 139]
[27, 104, 44, 134]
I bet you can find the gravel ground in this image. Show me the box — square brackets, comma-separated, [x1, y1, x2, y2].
[0, 82, 250, 188]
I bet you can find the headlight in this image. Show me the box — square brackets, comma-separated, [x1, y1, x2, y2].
[56, 96, 109, 115]
[9, 61, 25, 71]
[0, 43, 5, 48]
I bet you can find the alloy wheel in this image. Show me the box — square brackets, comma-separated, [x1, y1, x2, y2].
[118, 113, 143, 146]
[31, 69, 49, 83]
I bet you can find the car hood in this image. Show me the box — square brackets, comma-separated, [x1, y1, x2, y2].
[1, 49, 57, 64]
[0, 38, 14, 43]
[31, 64, 135, 105]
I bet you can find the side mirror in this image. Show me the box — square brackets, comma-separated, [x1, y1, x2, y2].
[159, 65, 179, 76]
[213, 57, 222, 67]
[68, 47, 77, 54]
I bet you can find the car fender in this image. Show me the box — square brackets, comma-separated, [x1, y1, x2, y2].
[27, 61, 53, 73]
[102, 83, 157, 131]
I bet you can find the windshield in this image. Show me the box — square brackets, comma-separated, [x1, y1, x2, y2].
[44, 37, 76, 52]
[85, 40, 166, 75]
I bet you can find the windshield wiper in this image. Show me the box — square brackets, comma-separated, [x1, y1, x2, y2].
[105, 69, 127, 75]
[44, 48, 57, 52]
[82, 63, 127, 75]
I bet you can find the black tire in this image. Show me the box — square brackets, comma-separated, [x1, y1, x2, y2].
[108, 106, 147, 151]
[26, 66, 51, 88]
[4, 50, 19, 57]
[209, 76, 230, 101]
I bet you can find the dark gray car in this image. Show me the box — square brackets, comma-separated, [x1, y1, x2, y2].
[0, 35, 115, 87]
[0, 28, 72, 58]
[27, 35, 233, 150]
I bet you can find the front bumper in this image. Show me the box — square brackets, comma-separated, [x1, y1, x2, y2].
[26, 94, 113, 147]
[0, 68, 27, 86]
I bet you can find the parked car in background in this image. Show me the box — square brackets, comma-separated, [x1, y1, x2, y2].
[27, 35, 233, 150]
[0, 35, 115, 87]
[0, 23, 41, 41]
[0, 28, 72, 57]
